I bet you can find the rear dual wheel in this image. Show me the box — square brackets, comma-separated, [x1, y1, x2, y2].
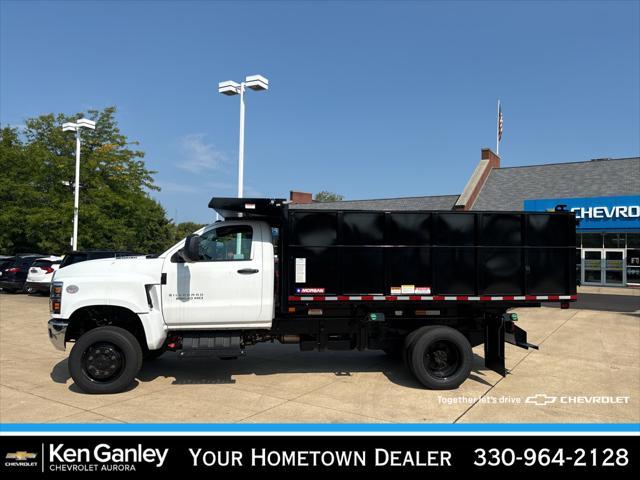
[404, 326, 472, 390]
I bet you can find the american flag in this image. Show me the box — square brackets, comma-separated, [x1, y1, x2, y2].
[498, 104, 503, 141]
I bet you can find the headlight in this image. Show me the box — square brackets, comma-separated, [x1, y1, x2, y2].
[50, 281, 63, 314]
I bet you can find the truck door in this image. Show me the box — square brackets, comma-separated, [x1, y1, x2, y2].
[160, 222, 265, 328]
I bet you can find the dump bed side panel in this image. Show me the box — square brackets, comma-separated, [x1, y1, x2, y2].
[285, 209, 576, 301]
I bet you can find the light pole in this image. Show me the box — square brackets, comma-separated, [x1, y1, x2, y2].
[62, 118, 96, 251]
[218, 75, 269, 198]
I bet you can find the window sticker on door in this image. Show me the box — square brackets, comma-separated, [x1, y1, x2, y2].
[295, 258, 306, 283]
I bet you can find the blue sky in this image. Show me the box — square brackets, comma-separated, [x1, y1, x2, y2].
[2, 0, 639, 223]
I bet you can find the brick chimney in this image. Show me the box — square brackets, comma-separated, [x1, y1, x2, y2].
[454, 148, 500, 210]
[290, 191, 313, 204]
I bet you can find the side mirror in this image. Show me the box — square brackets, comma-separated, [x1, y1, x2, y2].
[180, 234, 201, 262]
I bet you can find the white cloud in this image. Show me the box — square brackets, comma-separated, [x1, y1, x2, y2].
[179, 134, 229, 173]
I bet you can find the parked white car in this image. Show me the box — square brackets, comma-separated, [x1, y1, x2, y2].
[25, 256, 63, 294]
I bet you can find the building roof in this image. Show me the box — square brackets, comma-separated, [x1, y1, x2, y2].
[292, 194, 460, 211]
[472, 157, 640, 211]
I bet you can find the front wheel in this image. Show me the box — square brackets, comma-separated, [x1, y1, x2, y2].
[69, 326, 143, 394]
[407, 326, 472, 390]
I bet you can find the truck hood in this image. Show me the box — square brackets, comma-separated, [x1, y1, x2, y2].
[53, 256, 164, 284]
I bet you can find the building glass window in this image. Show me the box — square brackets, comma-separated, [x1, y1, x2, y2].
[604, 233, 625, 248]
[627, 249, 640, 285]
[582, 233, 603, 248]
[628, 234, 640, 249]
[575, 249, 581, 285]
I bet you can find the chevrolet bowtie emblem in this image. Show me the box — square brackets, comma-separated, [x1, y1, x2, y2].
[525, 394, 557, 406]
[6, 451, 37, 460]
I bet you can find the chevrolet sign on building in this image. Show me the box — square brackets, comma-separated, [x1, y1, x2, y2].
[525, 195, 640, 230]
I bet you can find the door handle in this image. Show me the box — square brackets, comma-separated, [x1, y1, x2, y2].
[237, 268, 259, 274]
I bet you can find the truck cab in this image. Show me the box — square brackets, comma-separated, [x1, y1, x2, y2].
[160, 220, 275, 330]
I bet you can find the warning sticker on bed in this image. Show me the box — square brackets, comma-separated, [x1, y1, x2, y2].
[415, 286, 431, 294]
[401, 285, 415, 294]
[390, 286, 402, 294]
[295, 258, 306, 283]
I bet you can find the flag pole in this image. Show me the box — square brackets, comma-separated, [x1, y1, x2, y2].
[496, 98, 500, 155]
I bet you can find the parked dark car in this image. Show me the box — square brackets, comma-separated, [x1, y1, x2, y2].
[59, 250, 141, 269]
[0, 254, 47, 293]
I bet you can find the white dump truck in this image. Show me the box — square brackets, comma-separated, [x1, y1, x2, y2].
[48, 198, 577, 393]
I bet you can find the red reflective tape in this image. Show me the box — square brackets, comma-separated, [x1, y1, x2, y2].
[290, 294, 573, 302]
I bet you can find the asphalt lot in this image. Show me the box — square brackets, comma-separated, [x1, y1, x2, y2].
[0, 292, 638, 424]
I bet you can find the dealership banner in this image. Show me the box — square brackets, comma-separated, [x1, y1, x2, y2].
[524, 195, 640, 230]
[0, 434, 635, 476]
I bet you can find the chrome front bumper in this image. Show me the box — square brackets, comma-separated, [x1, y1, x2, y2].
[48, 319, 69, 351]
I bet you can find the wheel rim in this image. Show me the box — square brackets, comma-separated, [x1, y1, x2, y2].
[81, 342, 125, 383]
[423, 340, 461, 379]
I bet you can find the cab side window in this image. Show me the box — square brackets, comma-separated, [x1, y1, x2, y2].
[199, 225, 253, 261]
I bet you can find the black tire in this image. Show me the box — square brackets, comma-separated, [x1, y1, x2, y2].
[403, 326, 435, 372]
[69, 326, 143, 394]
[408, 326, 472, 390]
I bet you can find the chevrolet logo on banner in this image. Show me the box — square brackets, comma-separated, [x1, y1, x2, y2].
[6, 451, 37, 461]
[525, 394, 557, 406]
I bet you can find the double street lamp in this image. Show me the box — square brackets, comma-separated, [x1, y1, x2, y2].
[218, 75, 269, 198]
[62, 118, 96, 251]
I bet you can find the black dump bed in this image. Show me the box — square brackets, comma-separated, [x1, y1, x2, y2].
[209, 198, 577, 306]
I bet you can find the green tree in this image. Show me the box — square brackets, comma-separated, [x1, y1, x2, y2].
[0, 107, 174, 255]
[314, 191, 344, 202]
[173, 221, 206, 243]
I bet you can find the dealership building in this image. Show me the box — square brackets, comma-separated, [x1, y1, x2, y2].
[291, 149, 640, 287]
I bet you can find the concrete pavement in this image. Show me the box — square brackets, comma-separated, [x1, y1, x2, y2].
[0, 293, 638, 424]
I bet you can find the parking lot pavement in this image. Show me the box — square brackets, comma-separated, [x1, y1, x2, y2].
[1, 292, 638, 424]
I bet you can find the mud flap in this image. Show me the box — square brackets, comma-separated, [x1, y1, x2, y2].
[505, 321, 539, 351]
[484, 315, 506, 376]
[485, 317, 539, 376]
